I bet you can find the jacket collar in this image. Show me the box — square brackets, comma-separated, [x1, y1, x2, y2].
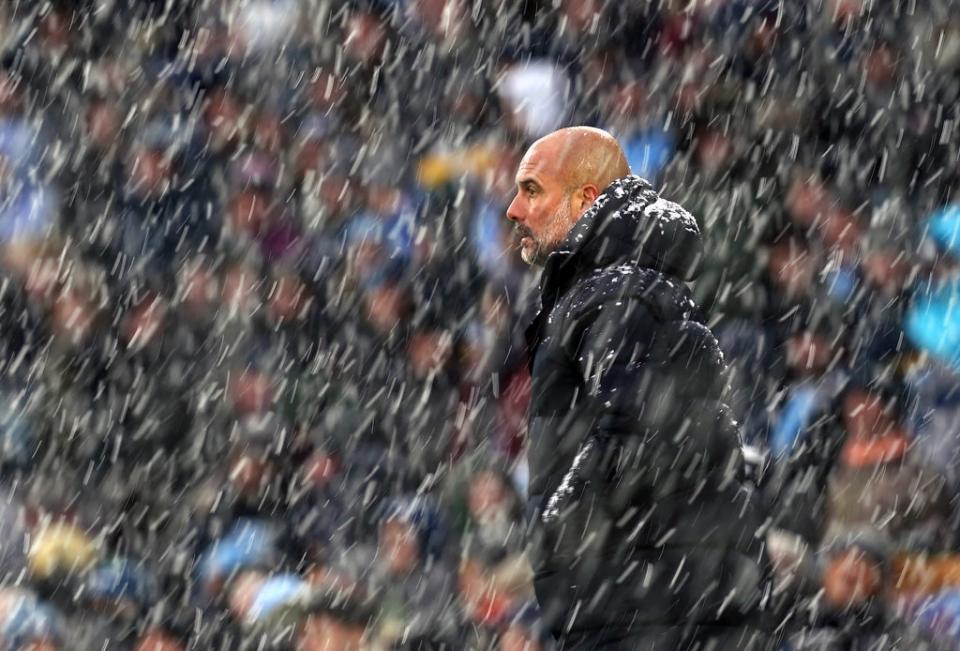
[536, 175, 703, 309]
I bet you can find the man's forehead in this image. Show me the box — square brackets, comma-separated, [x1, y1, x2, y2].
[516, 142, 557, 182]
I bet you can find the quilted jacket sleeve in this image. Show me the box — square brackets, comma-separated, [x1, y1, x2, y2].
[542, 293, 746, 523]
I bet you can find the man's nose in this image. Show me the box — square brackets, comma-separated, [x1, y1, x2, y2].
[505, 194, 523, 223]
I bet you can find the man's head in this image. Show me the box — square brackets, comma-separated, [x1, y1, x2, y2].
[506, 126, 630, 266]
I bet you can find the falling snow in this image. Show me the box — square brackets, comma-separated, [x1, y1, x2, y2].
[0, 1, 953, 649]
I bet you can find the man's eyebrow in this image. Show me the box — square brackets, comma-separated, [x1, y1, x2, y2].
[517, 177, 541, 189]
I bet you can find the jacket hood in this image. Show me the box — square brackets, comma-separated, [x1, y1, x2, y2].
[549, 175, 704, 283]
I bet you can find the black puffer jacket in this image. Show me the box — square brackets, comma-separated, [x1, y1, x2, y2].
[523, 175, 773, 646]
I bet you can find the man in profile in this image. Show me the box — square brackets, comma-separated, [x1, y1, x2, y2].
[507, 127, 773, 649]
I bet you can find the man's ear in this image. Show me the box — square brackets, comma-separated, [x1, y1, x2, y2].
[582, 185, 600, 204]
[574, 185, 600, 217]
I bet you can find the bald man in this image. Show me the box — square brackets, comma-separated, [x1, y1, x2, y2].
[508, 128, 773, 649]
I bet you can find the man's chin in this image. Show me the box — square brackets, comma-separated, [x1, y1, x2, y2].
[521, 244, 549, 267]
[520, 246, 536, 266]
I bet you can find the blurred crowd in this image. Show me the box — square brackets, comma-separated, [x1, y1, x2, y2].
[0, 0, 958, 649]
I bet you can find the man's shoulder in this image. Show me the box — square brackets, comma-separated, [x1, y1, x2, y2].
[565, 262, 656, 301]
[561, 263, 699, 324]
